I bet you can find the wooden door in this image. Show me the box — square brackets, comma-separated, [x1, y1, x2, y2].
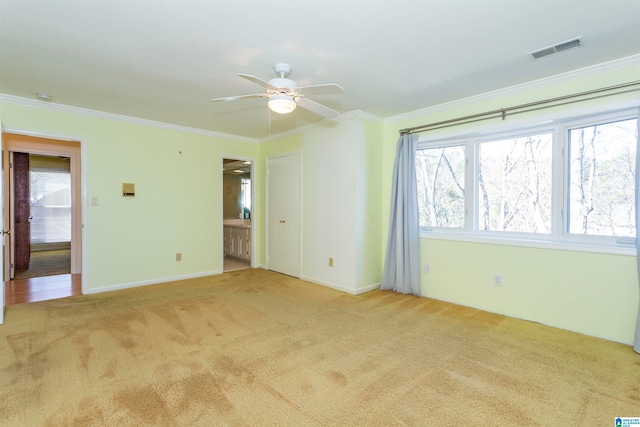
[267, 152, 301, 277]
[1, 126, 4, 324]
[13, 152, 30, 270]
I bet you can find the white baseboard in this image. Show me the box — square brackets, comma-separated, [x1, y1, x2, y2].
[353, 282, 382, 295]
[84, 269, 380, 297]
[300, 275, 381, 295]
[84, 270, 223, 295]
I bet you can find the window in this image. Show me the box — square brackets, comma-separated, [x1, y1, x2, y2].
[415, 109, 638, 252]
[478, 132, 552, 233]
[30, 170, 71, 243]
[415, 144, 465, 228]
[567, 118, 637, 237]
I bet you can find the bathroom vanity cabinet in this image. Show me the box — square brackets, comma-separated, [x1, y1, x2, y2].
[223, 224, 251, 261]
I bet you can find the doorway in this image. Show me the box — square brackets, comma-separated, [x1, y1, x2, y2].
[12, 153, 72, 279]
[222, 157, 253, 272]
[3, 133, 82, 304]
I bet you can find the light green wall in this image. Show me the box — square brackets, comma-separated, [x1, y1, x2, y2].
[381, 64, 640, 344]
[421, 239, 637, 344]
[1, 101, 259, 290]
[1, 59, 638, 344]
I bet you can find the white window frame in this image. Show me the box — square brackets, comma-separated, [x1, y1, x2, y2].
[416, 138, 469, 234]
[417, 106, 638, 256]
[560, 110, 639, 249]
[473, 126, 555, 238]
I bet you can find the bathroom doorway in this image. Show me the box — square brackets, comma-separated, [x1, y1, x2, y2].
[222, 158, 253, 272]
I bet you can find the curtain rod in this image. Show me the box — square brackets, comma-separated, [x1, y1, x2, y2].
[399, 80, 640, 135]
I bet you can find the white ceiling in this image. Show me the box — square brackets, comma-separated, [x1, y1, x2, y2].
[1, 0, 639, 140]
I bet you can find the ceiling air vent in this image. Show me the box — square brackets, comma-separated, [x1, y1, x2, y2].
[529, 37, 582, 59]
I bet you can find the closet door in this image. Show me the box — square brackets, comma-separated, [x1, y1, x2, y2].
[267, 152, 301, 277]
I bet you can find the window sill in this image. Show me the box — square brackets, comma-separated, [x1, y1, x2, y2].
[419, 231, 637, 256]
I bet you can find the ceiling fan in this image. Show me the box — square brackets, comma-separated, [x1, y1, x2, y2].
[211, 63, 344, 118]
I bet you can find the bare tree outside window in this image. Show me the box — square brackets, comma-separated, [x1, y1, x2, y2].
[416, 145, 465, 228]
[568, 118, 637, 237]
[478, 133, 553, 233]
[414, 110, 637, 248]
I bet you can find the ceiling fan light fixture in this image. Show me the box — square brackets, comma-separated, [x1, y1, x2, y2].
[268, 95, 296, 114]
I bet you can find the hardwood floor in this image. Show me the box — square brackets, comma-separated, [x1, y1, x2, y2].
[4, 273, 81, 305]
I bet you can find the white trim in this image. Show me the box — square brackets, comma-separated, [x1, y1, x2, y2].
[2, 127, 86, 290]
[386, 54, 640, 124]
[353, 282, 381, 295]
[2, 127, 83, 143]
[258, 110, 383, 143]
[300, 275, 381, 295]
[0, 93, 384, 144]
[421, 233, 636, 257]
[84, 270, 222, 295]
[0, 94, 259, 144]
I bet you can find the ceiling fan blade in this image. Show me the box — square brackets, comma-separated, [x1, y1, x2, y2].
[297, 83, 345, 96]
[238, 74, 276, 90]
[297, 97, 339, 118]
[211, 93, 266, 102]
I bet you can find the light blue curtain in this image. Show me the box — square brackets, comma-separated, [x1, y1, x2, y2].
[634, 110, 640, 354]
[381, 133, 421, 296]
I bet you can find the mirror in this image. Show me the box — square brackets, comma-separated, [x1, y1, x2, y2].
[222, 158, 251, 220]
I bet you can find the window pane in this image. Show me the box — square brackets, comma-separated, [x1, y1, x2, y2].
[478, 133, 552, 232]
[416, 145, 465, 228]
[30, 171, 71, 243]
[568, 118, 637, 237]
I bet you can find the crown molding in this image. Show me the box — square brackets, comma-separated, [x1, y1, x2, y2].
[0, 94, 259, 144]
[385, 54, 640, 124]
[258, 110, 383, 143]
[342, 109, 384, 124]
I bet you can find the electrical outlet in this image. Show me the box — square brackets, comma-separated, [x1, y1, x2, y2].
[493, 274, 502, 286]
[176, 253, 182, 262]
[329, 257, 334, 267]
[423, 263, 430, 274]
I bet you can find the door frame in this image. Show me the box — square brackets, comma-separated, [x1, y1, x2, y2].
[220, 154, 256, 270]
[2, 130, 84, 287]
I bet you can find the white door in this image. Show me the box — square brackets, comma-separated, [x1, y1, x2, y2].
[267, 152, 301, 277]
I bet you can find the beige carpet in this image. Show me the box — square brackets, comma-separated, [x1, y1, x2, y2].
[14, 249, 71, 279]
[1, 269, 638, 426]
